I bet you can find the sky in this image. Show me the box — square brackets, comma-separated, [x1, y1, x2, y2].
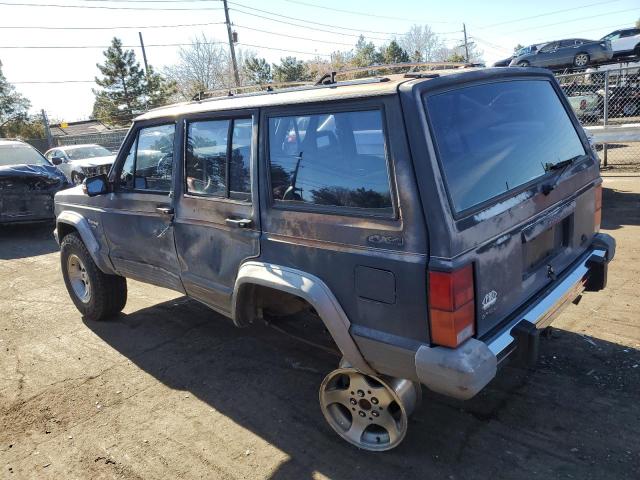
[0, 0, 638, 122]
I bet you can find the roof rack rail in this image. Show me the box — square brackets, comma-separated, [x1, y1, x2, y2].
[333, 61, 470, 78]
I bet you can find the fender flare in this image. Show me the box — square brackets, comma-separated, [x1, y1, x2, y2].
[56, 210, 115, 274]
[232, 261, 375, 375]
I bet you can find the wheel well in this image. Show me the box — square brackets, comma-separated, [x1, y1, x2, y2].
[57, 222, 78, 242]
[234, 283, 312, 327]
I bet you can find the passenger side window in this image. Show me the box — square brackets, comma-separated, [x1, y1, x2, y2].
[119, 124, 175, 192]
[268, 109, 392, 214]
[185, 117, 252, 200]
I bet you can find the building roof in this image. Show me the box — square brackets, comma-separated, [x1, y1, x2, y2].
[136, 69, 480, 122]
[49, 120, 112, 137]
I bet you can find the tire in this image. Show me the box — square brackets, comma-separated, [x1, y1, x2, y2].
[622, 102, 639, 117]
[71, 171, 85, 185]
[634, 44, 640, 58]
[517, 61, 529, 67]
[573, 53, 590, 68]
[60, 232, 127, 321]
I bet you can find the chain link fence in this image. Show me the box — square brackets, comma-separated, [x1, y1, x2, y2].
[556, 65, 640, 170]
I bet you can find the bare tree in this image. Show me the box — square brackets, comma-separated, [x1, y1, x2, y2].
[164, 34, 230, 100]
[397, 25, 445, 62]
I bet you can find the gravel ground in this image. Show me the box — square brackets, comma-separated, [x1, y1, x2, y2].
[0, 175, 639, 480]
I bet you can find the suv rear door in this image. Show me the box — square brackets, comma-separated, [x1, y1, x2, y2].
[172, 111, 259, 314]
[402, 71, 601, 339]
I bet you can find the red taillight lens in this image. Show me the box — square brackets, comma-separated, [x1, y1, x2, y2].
[594, 184, 602, 232]
[428, 264, 475, 348]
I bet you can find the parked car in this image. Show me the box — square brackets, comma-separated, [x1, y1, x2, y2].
[493, 44, 541, 67]
[601, 27, 640, 58]
[54, 68, 615, 451]
[44, 144, 115, 184]
[0, 139, 68, 224]
[561, 84, 603, 121]
[510, 38, 613, 69]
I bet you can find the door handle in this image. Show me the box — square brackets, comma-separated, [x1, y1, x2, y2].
[156, 207, 174, 215]
[225, 218, 252, 228]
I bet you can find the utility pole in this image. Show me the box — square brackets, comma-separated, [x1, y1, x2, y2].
[223, 0, 241, 87]
[41, 109, 54, 149]
[463, 23, 469, 63]
[138, 31, 149, 76]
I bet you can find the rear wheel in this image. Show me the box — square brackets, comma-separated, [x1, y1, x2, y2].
[319, 367, 420, 451]
[517, 61, 529, 67]
[60, 232, 127, 321]
[622, 102, 639, 117]
[573, 53, 590, 67]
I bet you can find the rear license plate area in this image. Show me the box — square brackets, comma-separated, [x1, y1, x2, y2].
[523, 217, 570, 275]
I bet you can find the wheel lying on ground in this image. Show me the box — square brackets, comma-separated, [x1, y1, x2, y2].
[60, 232, 127, 321]
[319, 367, 420, 451]
[573, 53, 590, 68]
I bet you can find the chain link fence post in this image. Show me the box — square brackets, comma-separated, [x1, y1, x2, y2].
[603, 70, 609, 167]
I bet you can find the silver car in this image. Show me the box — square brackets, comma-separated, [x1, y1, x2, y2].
[44, 144, 115, 184]
[510, 38, 613, 69]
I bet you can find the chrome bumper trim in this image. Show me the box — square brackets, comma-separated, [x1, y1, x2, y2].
[486, 248, 607, 356]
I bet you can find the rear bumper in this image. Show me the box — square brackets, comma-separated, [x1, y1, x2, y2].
[414, 233, 615, 400]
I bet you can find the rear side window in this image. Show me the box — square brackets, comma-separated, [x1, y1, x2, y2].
[425, 80, 586, 213]
[268, 109, 392, 214]
[185, 117, 252, 200]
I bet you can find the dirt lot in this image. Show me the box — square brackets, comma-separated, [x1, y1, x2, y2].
[1, 175, 639, 480]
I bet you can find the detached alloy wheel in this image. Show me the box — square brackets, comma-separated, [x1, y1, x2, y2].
[60, 232, 127, 321]
[319, 367, 420, 451]
[574, 53, 589, 68]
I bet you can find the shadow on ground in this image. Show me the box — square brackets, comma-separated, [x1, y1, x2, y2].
[602, 186, 640, 230]
[84, 298, 640, 480]
[0, 222, 58, 260]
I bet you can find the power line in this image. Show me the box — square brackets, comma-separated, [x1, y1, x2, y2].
[235, 24, 354, 47]
[238, 42, 330, 57]
[227, 1, 407, 36]
[0, 1, 224, 10]
[229, 7, 394, 41]
[0, 21, 225, 30]
[500, 7, 640, 35]
[475, 0, 624, 29]
[283, 0, 458, 24]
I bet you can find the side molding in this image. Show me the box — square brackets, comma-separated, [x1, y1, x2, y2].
[56, 211, 115, 274]
[233, 261, 375, 375]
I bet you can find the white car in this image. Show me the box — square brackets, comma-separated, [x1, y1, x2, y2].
[44, 144, 115, 184]
[601, 28, 640, 58]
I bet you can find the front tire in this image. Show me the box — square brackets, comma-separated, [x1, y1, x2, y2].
[574, 53, 590, 67]
[60, 232, 127, 321]
[71, 171, 85, 185]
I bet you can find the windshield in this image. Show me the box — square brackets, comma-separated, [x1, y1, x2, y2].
[66, 145, 111, 160]
[425, 79, 586, 213]
[0, 144, 49, 167]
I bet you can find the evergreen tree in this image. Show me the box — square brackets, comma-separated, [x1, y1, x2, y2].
[272, 57, 309, 82]
[353, 36, 383, 67]
[0, 60, 30, 128]
[244, 56, 272, 84]
[92, 38, 175, 125]
[383, 40, 410, 64]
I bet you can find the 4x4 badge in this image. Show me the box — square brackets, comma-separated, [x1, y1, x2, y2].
[482, 290, 498, 310]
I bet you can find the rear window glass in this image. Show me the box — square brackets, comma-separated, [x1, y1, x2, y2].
[425, 80, 586, 213]
[268, 109, 392, 214]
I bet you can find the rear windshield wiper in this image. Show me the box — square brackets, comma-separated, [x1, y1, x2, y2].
[541, 154, 587, 195]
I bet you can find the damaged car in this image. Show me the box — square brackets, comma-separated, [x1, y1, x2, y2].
[44, 144, 115, 185]
[54, 67, 615, 451]
[1, 139, 68, 224]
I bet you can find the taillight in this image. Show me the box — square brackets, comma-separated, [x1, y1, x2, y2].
[428, 264, 475, 348]
[594, 184, 602, 232]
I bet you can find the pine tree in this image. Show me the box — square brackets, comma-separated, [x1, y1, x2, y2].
[0, 59, 30, 128]
[383, 40, 410, 64]
[272, 57, 309, 82]
[244, 56, 272, 85]
[92, 38, 175, 125]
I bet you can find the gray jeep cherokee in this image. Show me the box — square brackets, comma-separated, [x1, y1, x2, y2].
[54, 67, 615, 451]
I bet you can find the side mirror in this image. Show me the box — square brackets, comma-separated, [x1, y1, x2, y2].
[83, 174, 109, 197]
[51, 156, 64, 165]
